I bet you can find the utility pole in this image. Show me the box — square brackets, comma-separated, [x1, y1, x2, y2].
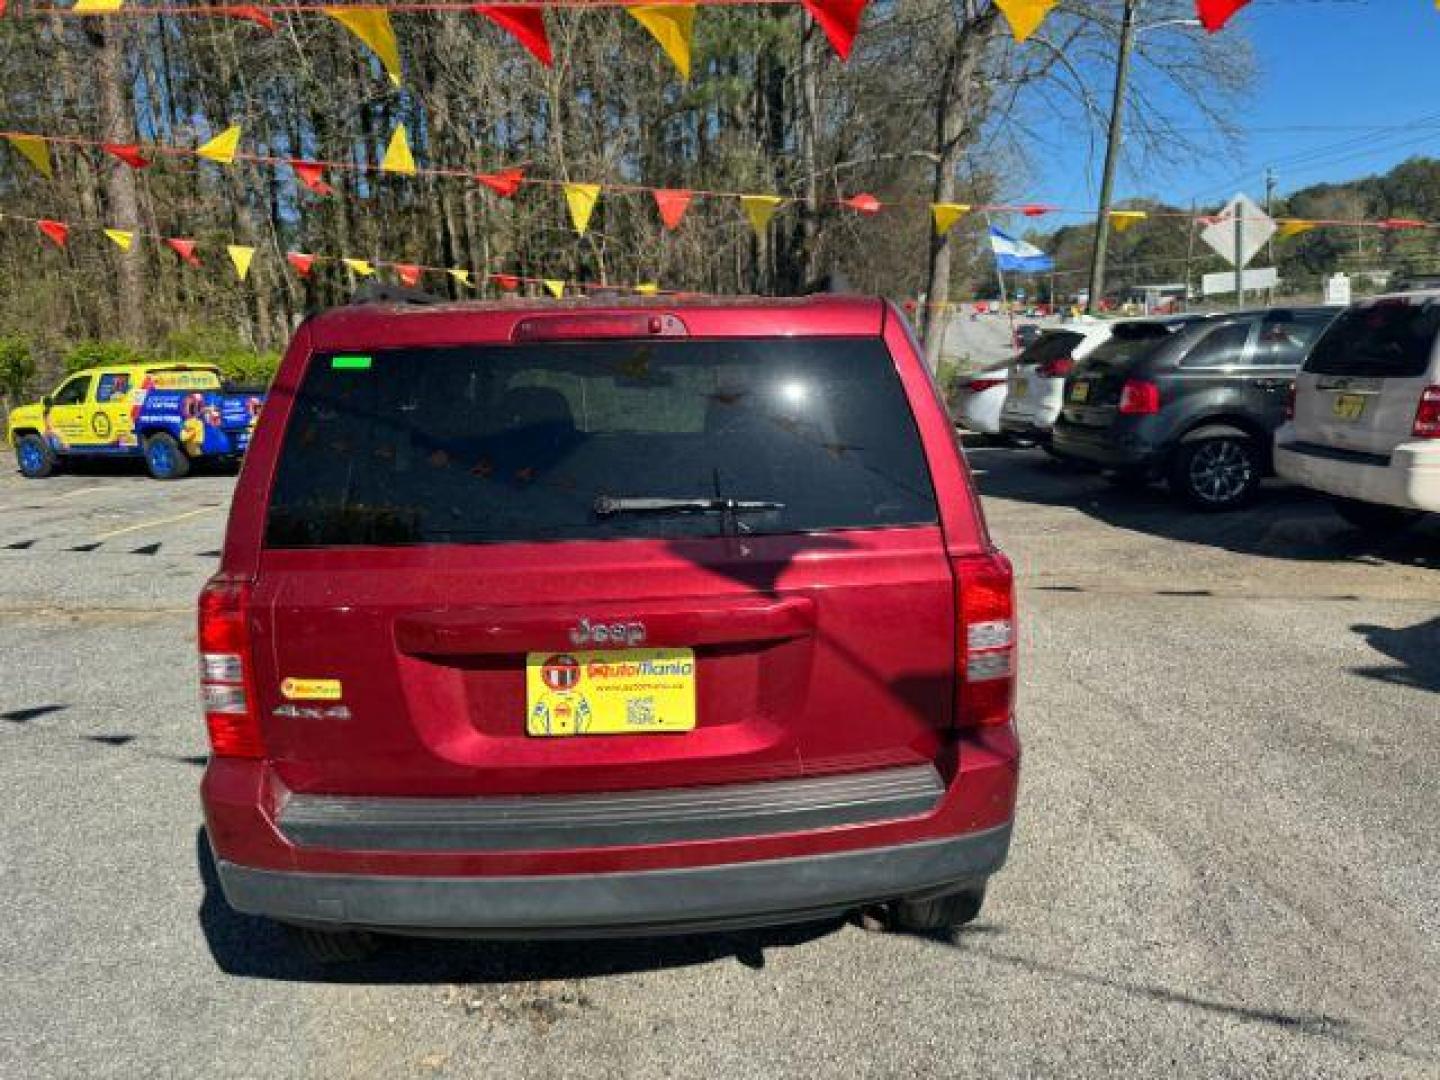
[1182, 198, 1198, 310]
[1264, 166, 1277, 304]
[1234, 209, 1244, 309]
[1085, 0, 1140, 315]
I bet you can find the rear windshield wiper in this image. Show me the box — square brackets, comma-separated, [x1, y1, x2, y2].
[593, 495, 785, 517]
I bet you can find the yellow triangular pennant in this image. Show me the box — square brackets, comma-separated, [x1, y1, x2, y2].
[634, 283, 659, 296]
[381, 125, 417, 175]
[227, 245, 256, 282]
[932, 203, 971, 236]
[1278, 219, 1317, 239]
[564, 183, 601, 236]
[343, 258, 375, 277]
[324, 7, 403, 86]
[1109, 210, 1148, 233]
[196, 125, 241, 165]
[627, 5, 695, 81]
[73, 0, 124, 9]
[995, 0, 1057, 43]
[543, 279, 565, 299]
[448, 268, 474, 287]
[741, 195, 783, 238]
[103, 228, 134, 252]
[4, 134, 53, 179]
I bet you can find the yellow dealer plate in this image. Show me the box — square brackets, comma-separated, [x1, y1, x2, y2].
[526, 649, 696, 736]
[1070, 380, 1090, 403]
[1332, 393, 1367, 421]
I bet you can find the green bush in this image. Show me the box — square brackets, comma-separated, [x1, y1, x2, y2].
[64, 339, 141, 374]
[153, 326, 279, 387]
[0, 336, 37, 404]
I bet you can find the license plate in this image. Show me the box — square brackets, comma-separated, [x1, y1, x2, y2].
[526, 649, 696, 736]
[1332, 393, 1367, 421]
[1070, 381, 1090, 403]
[1014, 378, 1029, 398]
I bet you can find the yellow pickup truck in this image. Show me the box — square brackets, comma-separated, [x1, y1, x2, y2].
[9, 362, 264, 480]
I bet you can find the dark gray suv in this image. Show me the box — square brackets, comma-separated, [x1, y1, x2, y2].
[1052, 307, 1339, 509]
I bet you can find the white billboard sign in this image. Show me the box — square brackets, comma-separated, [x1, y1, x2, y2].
[1202, 266, 1279, 297]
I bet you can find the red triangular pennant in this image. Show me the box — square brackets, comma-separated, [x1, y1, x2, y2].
[472, 5, 552, 66]
[290, 160, 334, 196]
[394, 263, 423, 287]
[37, 219, 69, 249]
[1021, 203, 1055, 218]
[286, 252, 316, 278]
[653, 188, 693, 230]
[800, 0, 868, 61]
[842, 192, 882, 215]
[1381, 218, 1425, 231]
[476, 167, 524, 198]
[221, 5, 276, 31]
[492, 273, 520, 292]
[102, 143, 151, 169]
[1195, 0, 1251, 33]
[165, 237, 201, 266]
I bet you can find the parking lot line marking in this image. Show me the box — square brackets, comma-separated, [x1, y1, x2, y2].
[93, 506, 219, 541]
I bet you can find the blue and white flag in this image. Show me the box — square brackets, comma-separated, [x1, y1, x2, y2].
[988, 227, 1054, 273]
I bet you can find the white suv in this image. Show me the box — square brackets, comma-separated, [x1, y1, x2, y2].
[1275, 291, 1440, 531]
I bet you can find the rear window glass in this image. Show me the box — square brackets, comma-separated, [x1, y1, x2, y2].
[1304, 300, 1440, 378]
[1076, 324, 1173, 372]
[1019, 331, 1083, 365]
[265, 338, 938, 547]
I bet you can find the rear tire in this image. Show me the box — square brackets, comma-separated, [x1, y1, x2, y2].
[1331, 497, 1422, 534]
[1169, 436, 1260, 511]
[143, 432, 190, 480]
[288, 925, 380, 964]
[14, 434, 57, 478]
[892, 885, 987, 933]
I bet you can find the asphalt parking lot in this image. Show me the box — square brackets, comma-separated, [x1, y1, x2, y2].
[1, 452, 1436, 1078]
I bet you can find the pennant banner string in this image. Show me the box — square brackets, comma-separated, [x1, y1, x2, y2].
[0, 209, 676, 294]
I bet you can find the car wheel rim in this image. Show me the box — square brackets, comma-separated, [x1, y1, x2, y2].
[19, 443, 42, 473]
[1189, 441, 1251, 504]
[149, 442, 171, 476]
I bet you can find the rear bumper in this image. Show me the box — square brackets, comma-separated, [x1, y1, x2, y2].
[1051, 420, 1161, 469]
[214, 824, 1012, 937]
[1274, 428, 1440, 512]
[203, 727, 1021, 935]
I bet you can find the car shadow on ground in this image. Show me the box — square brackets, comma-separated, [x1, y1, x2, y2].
[195, 831, 844, 984]
[1352, 616, 1440, 693]
[938, 938, 1440, 1070]
[968, 446, 1440, 570]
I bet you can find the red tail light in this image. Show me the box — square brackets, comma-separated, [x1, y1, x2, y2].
[1038, 356, 1074, 379]
[1413, 386, 1440, 438]
[198, 575, 264, 758]
[954, 552, 1016, 730]
[1285, 382, 1297, 421]
[1118, 378, 1161, 415]
[967, 378, 1006, 393]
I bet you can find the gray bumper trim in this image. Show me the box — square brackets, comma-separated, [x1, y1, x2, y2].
[278, 765, 943, 852]
[216, 824, 1012, 936]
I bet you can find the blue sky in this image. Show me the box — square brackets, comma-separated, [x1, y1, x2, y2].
[1024, 2, 1440, 219]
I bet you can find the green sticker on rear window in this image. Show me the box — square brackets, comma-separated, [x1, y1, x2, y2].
[331, 355, 373, 370]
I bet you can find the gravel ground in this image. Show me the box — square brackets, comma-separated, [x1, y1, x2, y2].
[0, 452, 1436, 1079]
